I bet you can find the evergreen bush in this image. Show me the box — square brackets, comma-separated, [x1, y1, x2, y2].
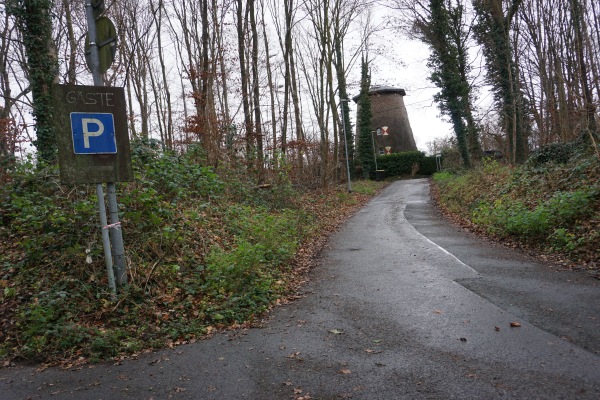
[376, 151, 436, 177]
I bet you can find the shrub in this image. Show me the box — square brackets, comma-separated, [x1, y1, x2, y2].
[420, 155, 438, 175]
[472, 188, 597, 240]
[432, 151, 599, 266]
[527, 142, 578, 166]
[376, 151, 436, 177]
[199, 206, 303, 323]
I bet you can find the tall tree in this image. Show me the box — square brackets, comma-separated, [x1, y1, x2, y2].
[0, 9, 30, 161]
[260, 0, 278, 164]
[331, 0, 365, 178]
[151, 0, 174, 150]
[421, 0, 477, 167]
[356, 56, 374, 179]
[473, 0, 529, 164]
[570, 0, 598, 141]
[249, 0, 265, 169]
[236, 0, 254, 164]
[393, 0, 481, 167]
[516, 0, 599, 148]
[113, 0, 157, 140]
[301, 0, 336, 184]
[270, 0, 305, 165]
[7, 0, 58, 163]
[281, 0, 295, 158]
[58, 0, 78, 85]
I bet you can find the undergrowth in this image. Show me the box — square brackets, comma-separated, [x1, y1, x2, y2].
[432, 147, 600, 267]
[0, 141, 385, 365]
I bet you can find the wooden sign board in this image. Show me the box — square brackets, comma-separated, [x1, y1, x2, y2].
[53, 84, 133, 184]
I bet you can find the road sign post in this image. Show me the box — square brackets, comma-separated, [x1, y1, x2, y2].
[53, 85, 132, 183]
[52, 1, 130, 295]
[340, 99, 352, 193]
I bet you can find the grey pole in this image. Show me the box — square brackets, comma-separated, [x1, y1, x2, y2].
[107, 182, 126, 286]
[371, 130, 379, 172]
[84, 1, 102, 87]
[85, 0, 127, 290]
[96, 184, 116, 295]
[340, 99, 352, 193]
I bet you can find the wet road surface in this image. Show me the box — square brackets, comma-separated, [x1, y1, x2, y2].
[2, 179, 599, 399]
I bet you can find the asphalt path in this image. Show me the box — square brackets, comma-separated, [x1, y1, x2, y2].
[2, 179, 599, 399]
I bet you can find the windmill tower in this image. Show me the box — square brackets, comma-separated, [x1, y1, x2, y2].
[353, 86, 417, 155]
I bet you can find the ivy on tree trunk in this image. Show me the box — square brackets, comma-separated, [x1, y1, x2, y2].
[8, 0, 58, 164]
[473, 0, 529, 164]
[356, 56, 374, 179]
[421, 0, 478, 168]
[334, 38, 354, 178]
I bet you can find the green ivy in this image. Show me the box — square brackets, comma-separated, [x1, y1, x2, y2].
[473, 189, 596, 240]
[7, 0, 59, 163]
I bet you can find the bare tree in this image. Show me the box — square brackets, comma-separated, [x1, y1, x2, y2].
[260, 0, 278, 165]
[150, 0, 174, 150]
[514, 0, 599, 152]
[0, 8, 30, 161]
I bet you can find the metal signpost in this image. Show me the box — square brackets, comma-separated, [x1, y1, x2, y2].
[371, 130, 379, 172]
[340, 99, 353, 193]
[54, 1, 131, 295]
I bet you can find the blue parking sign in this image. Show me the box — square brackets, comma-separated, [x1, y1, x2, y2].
[71, 112, 117, 154]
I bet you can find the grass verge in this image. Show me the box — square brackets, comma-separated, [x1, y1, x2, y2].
[432, 152, 599, 271]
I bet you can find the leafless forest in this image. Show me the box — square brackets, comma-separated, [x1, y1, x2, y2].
[1, 0, 600, 183]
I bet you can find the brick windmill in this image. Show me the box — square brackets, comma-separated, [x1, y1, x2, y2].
[353, 86, 418, 155]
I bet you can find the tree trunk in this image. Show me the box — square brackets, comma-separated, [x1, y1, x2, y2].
[9, 0, 58, 163]
[249, 0, 264, 172]
[570, 0, 598, 137]
[236, 0, 254, 164]
[62, 0, 77, 85]
[260, 0, 278, 167]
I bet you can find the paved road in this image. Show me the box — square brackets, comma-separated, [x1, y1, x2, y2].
[2, 179, 600, 399]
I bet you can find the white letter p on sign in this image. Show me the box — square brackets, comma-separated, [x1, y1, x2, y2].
[82, 118, 105, 148]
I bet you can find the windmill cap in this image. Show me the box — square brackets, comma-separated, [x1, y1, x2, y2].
[352, 86, 406, 102]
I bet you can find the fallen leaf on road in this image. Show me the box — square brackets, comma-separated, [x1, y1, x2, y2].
[36, 364, 49, 372]
[339, 369, 352, 374]
[329, 329, 344, 335]
[460, 337, 467, 342]
[433, 310, 442, 314]
[510, 322, 522, 327]
[495, 326, 500, 331]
